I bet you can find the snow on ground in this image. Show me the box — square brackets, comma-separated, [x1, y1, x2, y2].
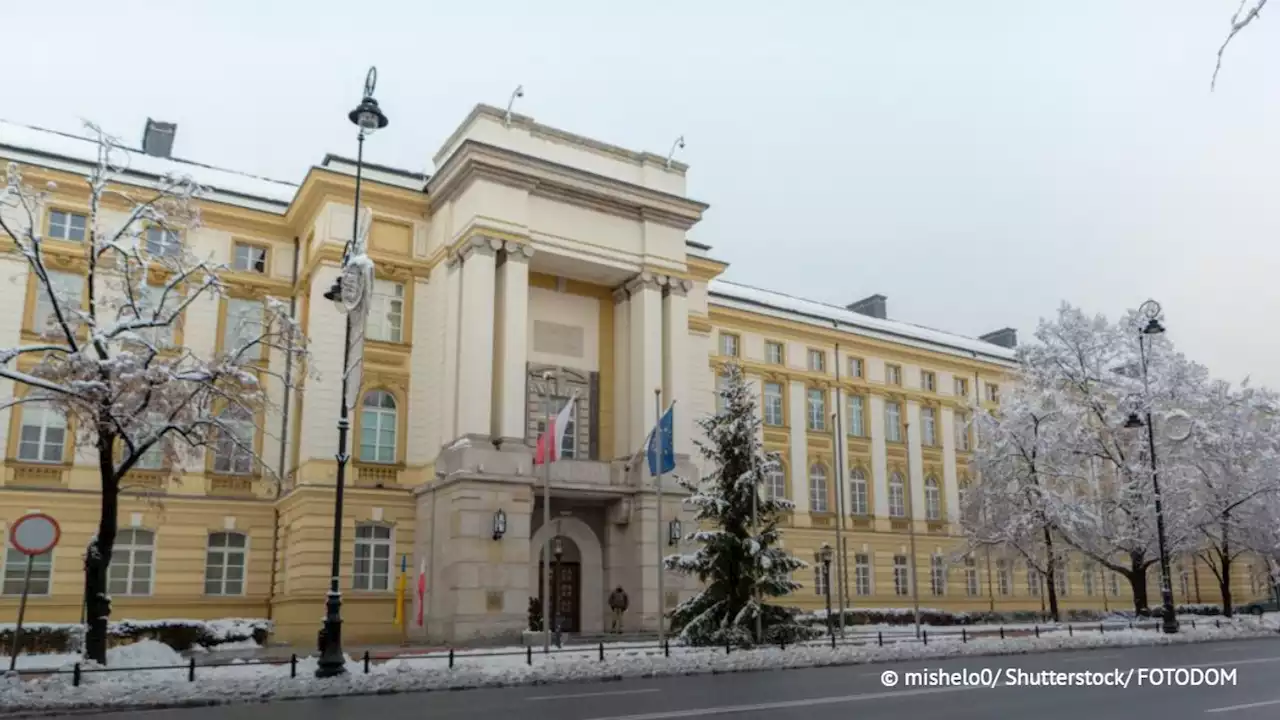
[2, 617, 1277, 714]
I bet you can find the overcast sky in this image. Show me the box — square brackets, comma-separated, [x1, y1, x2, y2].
[6, 1, 1278, 385]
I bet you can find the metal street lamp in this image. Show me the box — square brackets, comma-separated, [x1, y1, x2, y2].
[552, 535, 564, 644]
[667, 518, 682, 546]
[815, 543, 834, 639]
[316, 66, 389, 679]
[1131, 299, 1178, 635]
[492, 509, 507, 541]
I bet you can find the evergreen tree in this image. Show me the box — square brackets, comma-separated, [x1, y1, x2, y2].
[664, 363, 816, 646]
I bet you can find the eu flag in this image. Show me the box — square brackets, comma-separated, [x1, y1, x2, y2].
[647, 405, 676, 477]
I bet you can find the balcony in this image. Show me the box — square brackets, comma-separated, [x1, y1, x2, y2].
[6, 462, 66, 488]
[208, 474, 255, 496]
[354, 463, 402, 488]
[122, 469, 168, 493]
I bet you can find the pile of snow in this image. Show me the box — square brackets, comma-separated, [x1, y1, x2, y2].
[2, 640, 183, 673]
[3, 617, 1277, 713]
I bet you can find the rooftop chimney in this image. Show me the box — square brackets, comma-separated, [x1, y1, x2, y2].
[846, 294, 887, 320]
[142, 118, 177, 158]
[980, 327, 1017, 349]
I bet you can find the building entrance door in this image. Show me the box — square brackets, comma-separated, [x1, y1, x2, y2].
[539, 561, 581, 633]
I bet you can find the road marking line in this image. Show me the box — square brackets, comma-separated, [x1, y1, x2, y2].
[576, 686, 982, 720]
[529, 689, 662, 702]
[1060, 654, 1122, 663]
[1206, 698, 1280, 713]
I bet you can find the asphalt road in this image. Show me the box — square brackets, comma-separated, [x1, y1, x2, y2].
[68, 636, 1280, 720]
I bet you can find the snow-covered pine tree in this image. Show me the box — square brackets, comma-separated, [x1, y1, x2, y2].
[664, 362, 815, 646]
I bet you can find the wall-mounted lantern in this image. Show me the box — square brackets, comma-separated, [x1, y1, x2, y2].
[668, 519, 682, 546]
[491, 509, 507, 541]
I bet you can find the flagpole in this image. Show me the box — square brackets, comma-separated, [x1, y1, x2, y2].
[654, 388, 665, 646]
[905, 417, 921, 640]
[542, 372, 556, 654]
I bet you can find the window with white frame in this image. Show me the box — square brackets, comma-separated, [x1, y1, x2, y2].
[893, 555, 910, 596]
[886, 364, 902, 386]
[145, 226, 181, 257]
[2, 547, 52, 596]
[848, 468, 868, 515]
[955, 412, 970, 451]
[921, 370, 936, 392]
[766, 465, 786, 501]
[1108, 571, 1120, 597]
[921, 407, 937, 446]
[136, 283, 177, 347]
[809, 463, 829, 513]
[108, 529, 155, 596]
[366, 280, 405, 343]
[33, 270, 82, 334]
[955, 377, 969, 397]
[715, 373, 729, 415]
[534, 396, 578, 460]
[855, 553, 872, 596]
[849, 357, 864, 379]
[806, 388, 825, 431]
[1027, 563, 1041, 596]
[1056, 562, 1070, 597]
[222, 297, 262, 354]
[18, 403, 67, 464]
[212, 405, 255, 475]
[763, 382, 784, 426]
[813, 564, 828, 596]
[885, 402, 902, 442]
[997, 559, 1012, 596]
[719, 333, 739, 358]
[232, 242, 268, 273]
[847, 395, 865, 437]
[205, 532, 247, 595]
[986, 383, 1001, 403]
[354, 524, 393, 591]
[888, 472, 906, 518]
[1178, 563, 1190, 600]
[134, 413, 167, 470]
[924, 475, 941, 521]
[359, 390, 398, 464]
[807, 348, 825, 372]
[1084, 562, 1097, 597]
[764, 340, 783, 365]
[47, 209, 86, 242]
[931, 555, 946, 596]
[965, 555, 979, 596]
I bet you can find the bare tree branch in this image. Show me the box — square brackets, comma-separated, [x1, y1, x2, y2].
[1213, 0, 1269, 91]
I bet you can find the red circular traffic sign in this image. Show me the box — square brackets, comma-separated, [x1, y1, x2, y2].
[9, 513, 60, 556]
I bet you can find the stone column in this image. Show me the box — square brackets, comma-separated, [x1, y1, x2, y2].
[661, 280, 692, 456]
[940, 407, 960, 523]
[869, 395, 889, 518]
[441, 257, 462, 444]
[627, 273, 663, 451]
[788, 380, 809, 512]
[906, 401, 926, 522]
[455, 236, 502, 441]
[612, 287, 631, 458]
[494, 242, 534, 446]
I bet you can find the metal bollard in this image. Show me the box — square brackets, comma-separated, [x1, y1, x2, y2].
[664, 640, 670, 658]
[188, 657, 196, 682]
[923, 630, 928, 646]
[1069, 625, 1073, 637]
[1100, 623, 1104, 634]
[73, 663, 81, 687]
[1216, 619, 1220, 629]
[999, 626, 1005, 640]
[290, 653, 297, 678]
[449, 648, 455, 669]
[1191, 620, 1196, 630]
[599, 642, 604, 662]
[830, 632, 836, 649]
[363, 650, 370, 674]
[1035, 625, 1040, 638]
[726, 639, 731, 655]
[878, 631, 883, 647]
[962, 628, 967, 643]
[527, 645, 533, 666]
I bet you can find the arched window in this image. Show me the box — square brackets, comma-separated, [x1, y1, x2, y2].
[359, 390, 398, 464]
[766, 464, 787, 501]
[889, 472, 906, 518]
[925, 475, 941, 521]
[849, 468, 868, 516]
[809, 463, 828, 513]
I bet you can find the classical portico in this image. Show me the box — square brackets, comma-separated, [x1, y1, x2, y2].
[410, 105, 709, 643]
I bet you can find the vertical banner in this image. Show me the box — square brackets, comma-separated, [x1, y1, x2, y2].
[416, 559, 427, 627]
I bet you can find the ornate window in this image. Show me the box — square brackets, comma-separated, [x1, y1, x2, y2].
[765, 465, 786, 501]
[359, 390, 398, 464]
[854, 553, 872, 596]
[921, 407, 937, 446]
[924, 475, 941, 521]
[809, 463, 829, 512]
[885, 402, 902, 442]
[211, 405, 255, 475]
[965, 555, 979, 596]
[367, 280, 405, 343]
[888, 472, 906, 518]
[763, 382, 784, 426]
[846, 395, 865, 437]
[526, 366, 596, 460]
[806, 388, 826, 431]
[848, 468, 868, 515]
[893, 555, 910, 596]
[931, 555, 947, 596]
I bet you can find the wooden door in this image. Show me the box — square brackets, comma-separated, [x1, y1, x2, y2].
[539, 561, 581, 633]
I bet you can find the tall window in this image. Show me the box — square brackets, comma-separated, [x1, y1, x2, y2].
[924, 475, 941, 521]
[537, 396, 577, 459]
[893, 555, 910, 596]
[888, 472, 906, 518]
[1027, 563, 1041, 596]
[806, 388, 826, 431]
[766, 466, 786, 501]
[986, 383, 1001, 403]
[807, 349, 825, 372]
[354, 524, 392, 591]
[33, 270, 82, 333]
[367, 280, 405, 343]
[763, 382, 784, 426]
[359, 390, 398, 463]
[1084, 562, 1097, 597]
[134, 413, 167, 470]
[847, 395, 865, 437]
[921, 370, 936, 392]
[232, 242, 268, 273]
[715, 373, 729, 415]
[854, 553, 872, 596]
[1108, 572, 1120, 597]
[205, 532, 247, 595]
[47, 209, 86, 242]
[849, 357, 864, 378]
[997, 559, 1012, 596]
[3, 547, 52, 596]
[138, 283, 176, 347]
[921, 407, 936, 446]
[1056, 563, 1070, 597]
[965, 555, 979, 596]
[764, 340, 783, 365]
[930, 555, 946, 596]
[954, 377, 968, 397]
[955, 412, 971, 451]
[809, 463, 829, 512]
[719, 333, 739, 357]
[222, 297, 262, 354]
[145, 226, 181, 256]
[1178, 564, 1190, 600]
[885, 402, 902, 442]
[108, 529, 155, 596]
[813, 564, 828, 596]
[848, 468, 868, 515]
[18, 404, 66, 464]
[885, 364, 902, 386]
[212, 405, 255, 475]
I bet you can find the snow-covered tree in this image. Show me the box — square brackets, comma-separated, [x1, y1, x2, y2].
[1184, 380, 1280, 615]
[0, 125, 307, 664]
[1240, 490, 1280, 602]
[664, 363, 814, 646]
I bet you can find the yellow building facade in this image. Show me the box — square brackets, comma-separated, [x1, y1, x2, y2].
[0, 107, 1260, 648]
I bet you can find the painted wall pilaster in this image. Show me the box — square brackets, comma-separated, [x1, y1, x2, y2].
[626, 273, 663, 452]
[662, 279, 692, 456]
[494, 242, 534, 445]
[455, 236, 501, 440]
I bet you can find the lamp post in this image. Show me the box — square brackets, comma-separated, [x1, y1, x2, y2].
[316, 67, 389, 678]
[552, 535, 564, 645]
[816, 543, 834, 640]
[1123, 299, 1178, 635]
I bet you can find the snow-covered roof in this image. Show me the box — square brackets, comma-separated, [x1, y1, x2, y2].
[708, 279, 1017, 365]
[0, 119, 299, 212]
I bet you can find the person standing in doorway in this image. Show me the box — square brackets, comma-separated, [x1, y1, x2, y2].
[608, 586, 629, 633]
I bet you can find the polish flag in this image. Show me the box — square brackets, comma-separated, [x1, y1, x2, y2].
[533, 394, 577, 465]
